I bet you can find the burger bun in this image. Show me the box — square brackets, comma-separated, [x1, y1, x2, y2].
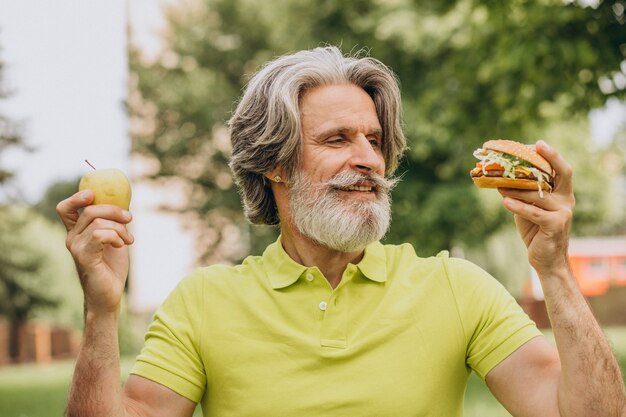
[472, 175, 551, 191]
[482, 139, 553, 175]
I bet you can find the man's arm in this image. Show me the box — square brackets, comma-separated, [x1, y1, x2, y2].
[487, 141, 626, 417]
[486, 274, 625, 416]
[57, 191, 195, 417]
[124, 376, 197, 417]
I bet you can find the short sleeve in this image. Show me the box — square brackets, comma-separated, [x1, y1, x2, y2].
[131, 272, 206, 402]
[443, 256, 542, 380]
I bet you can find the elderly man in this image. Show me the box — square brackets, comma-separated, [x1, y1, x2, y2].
[58, 46, 625, 416]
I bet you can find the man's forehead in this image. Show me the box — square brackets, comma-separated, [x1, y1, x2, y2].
[299, 86, 382, 136]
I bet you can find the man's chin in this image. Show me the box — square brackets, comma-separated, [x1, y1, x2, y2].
[334, 198, 387, 217]
[289, 183, 391, 253]
[301, 223, 386, 253]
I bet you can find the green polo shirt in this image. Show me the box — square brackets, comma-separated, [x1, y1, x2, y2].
[132, 237, 540, 416]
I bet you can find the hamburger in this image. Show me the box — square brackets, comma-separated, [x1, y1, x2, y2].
[470, 139, 554, 197]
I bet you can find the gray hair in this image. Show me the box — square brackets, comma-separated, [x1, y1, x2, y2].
[228, 46, 407, 225]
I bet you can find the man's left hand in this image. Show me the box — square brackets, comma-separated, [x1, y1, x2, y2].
[498, 140, 575, 276]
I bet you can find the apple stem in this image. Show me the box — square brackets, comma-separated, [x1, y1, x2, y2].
[84, 160, 97, 170]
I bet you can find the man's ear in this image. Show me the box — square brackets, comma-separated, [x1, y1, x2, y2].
[265, 167, 286, 184]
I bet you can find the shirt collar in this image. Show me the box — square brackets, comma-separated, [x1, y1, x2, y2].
[262, 236, 388, 289]
[357, 240, 387, 283]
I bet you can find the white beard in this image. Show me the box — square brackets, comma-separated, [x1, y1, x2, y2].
[287, 170, 398, 252]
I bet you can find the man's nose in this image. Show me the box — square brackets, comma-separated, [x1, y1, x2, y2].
[350, 135, 385, 174]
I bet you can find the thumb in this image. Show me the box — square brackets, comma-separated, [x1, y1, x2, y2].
[56, 190, 94, 231]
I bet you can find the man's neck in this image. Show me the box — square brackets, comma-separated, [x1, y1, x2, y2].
[280, 226, 365, 289]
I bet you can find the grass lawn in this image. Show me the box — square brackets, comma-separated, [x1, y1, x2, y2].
[0, 357, 203, 417]
[1, 327, 625, 417]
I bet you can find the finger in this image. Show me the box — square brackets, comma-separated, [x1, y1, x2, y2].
[502, 196, 568, 229]
[502, 197, 548, 227]
[90, 229, 127, 249]
[498, 188, 561, 211]
[56, 190, 94, 231]
[72, 204, 132, 236]
[535, 140, 573, 194]
[81, 218, 135, 245]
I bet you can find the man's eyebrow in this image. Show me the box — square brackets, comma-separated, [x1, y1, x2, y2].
[369, 128, 383, 138]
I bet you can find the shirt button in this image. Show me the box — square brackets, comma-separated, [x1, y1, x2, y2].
[305, 273, 314, 282]
[318, 301, 327, 311]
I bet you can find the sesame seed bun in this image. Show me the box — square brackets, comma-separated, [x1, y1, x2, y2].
[482, 139, 553, 174]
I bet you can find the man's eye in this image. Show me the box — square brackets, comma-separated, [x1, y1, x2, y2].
[327, 136, 345, 144]
[368, 137, 381, 147]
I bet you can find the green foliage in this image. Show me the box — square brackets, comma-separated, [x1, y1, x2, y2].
[592, 123, 626, 235]
[0, 41, 30, 199]
[465, 225, 530, 298]
[527, 114, 626, 236]
[0, 207, 58, 327]
[117, 298, 143, 356]
[34, 178, 81, 223]
[129, 0, 626, 263]
[0, 206, 83, 327]
[17, 206, 84, 327]
[0, 40, 67, 332]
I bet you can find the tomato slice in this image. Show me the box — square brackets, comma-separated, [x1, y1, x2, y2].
[476, 162, 504, 171]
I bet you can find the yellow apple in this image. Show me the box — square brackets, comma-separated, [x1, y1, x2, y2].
[79, 168, 132, 210]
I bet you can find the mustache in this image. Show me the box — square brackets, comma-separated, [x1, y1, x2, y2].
[324, 170, 400, 194]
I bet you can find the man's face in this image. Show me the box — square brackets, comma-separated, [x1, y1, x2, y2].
[286, 84, 398, 252]
[298, 83, 386, 195]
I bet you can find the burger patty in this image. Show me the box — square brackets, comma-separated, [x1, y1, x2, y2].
[470, 168, 554, 187]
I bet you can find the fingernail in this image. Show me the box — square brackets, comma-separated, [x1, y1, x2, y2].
[538, 140, 551, 150]
[503, 197, 516, 207]
[79, 190, 91, 200]
[122, 210, 131, 220]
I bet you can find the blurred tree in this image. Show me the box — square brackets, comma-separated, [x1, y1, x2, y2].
[0, 207, 58, 361]
[34, 177, 80, 222]
[596, 121, 626, 235]
[0, 41, 60, 362]
[129, 0, 626, 264]
[0, 45, 29, 200]
[16, 203, 83, 328]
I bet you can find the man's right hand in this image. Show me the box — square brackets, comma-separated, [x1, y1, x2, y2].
[56, 189, 134, 315]
[58, 192, 195, 417]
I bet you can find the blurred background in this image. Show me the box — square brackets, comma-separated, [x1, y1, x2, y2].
[0, 0, 625, 416]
